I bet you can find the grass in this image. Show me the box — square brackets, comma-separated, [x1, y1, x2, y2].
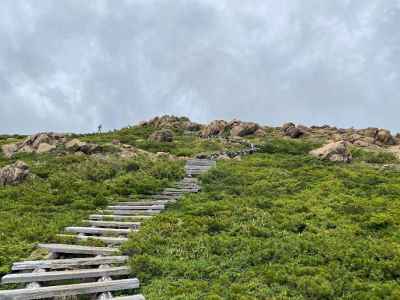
[122, 139, 400, 300]
[0, 151, 184, 276]
[1, 128, 400, 299]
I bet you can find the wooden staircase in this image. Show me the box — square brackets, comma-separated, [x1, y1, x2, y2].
[0, 159, 216, 299]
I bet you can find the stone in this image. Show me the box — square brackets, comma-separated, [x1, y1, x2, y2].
[282, 122, 295, 132]
[310, 141, 352, 163]
[376, 129, 395, 145]
[36, 143, 56, 154]
[65, 139, 86, 151]
[2, 144, 18, 158]
[255, 129, 267, 137]
[230, 122, 260, 137]
[149, 129, 174, 142]
[285, 126, 304, 138]
[201, 120, 228, 138]
[0, 161, 30, 186]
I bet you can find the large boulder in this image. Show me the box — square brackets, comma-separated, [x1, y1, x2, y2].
[2, 133, 66, 157]
[230, 121, 260, 137]
[310, 141, 352, 163]
[0, 161, 30, 186]
[201, 120, 228, 138]
[65, 138, 101, 154]
[149, 129, 174, 142]
[281, 122, 304, 138]
[139, 115, 202, 131]
[376, 129, 396, 145]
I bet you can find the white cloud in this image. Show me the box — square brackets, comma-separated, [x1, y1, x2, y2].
[0, 0, 400, 134]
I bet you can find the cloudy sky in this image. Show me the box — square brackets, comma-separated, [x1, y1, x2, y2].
[1, 0, 400, 134]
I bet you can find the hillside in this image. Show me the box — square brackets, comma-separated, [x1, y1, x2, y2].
[0, 116, 400, 299]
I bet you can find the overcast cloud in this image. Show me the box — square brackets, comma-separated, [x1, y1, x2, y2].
[1, 0, 400, 134]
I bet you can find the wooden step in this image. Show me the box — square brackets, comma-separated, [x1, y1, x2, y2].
[107, 205, 165, 210]
[2, 266, 130, 284]
[107, 205, 165, 211]
[12, 256, 128, 271]
[65, 227, 134, 236]
[85, 220, 141, 229]
[38, 244, 118, 256]
[57, 234, 128, 245]
[116, 201, 170, 206]
[114, 296, 145, 300]
[101, 210, 161, 216]
[89, 215, 153, 221]
[0, 278, 139, 299]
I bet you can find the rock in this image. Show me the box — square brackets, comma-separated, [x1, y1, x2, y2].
[281, 122, 304, 138]
[140, 115, 200, 131]
[79, 143, 101, 154]
[310, 141, 352, 163]
[65, 138, 101, 154]
[36, 143, 56, 154]
[376, 129, 395, 145]
[353, 139, 371, 147]
[255, 129, 267, 137]
[182, 121, 202, 132]
[230, 121, 260, 137]
[149, 129, 174, 142]
[285, 126, 304, 138]
[282, 122, 295, 132]
[2, 144, 18, 158]
[2, 132, 66, 157]
[201, 120, 228, 138]
[0, 161, 30, 186]
[65, 139, 86, 151]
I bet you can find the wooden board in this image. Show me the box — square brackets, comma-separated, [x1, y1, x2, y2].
[0, 278, 139, 299]
[89, 215, 153, 221]
[107, 205, 165, 210]
[38, 244, 118, 256]
[65, 226, 134, 235]
[113, 295, 145, 300]
[57, 234, 128, 245]
[85, 220, 141, 229]
[2, 266, 130, 284]
[12, 256, 128, 271]
[101, 210, 161, 216]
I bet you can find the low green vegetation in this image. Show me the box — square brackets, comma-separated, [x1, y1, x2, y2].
[0, 150, 183, 275]
[124, 139, 400, 299]
[1, 128, 400, 299]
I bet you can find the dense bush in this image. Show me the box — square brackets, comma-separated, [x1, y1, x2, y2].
[123, 146, 400, 299]
[0, 153, 183, 275]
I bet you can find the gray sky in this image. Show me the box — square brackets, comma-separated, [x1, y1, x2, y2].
[1, 0, 400, 134]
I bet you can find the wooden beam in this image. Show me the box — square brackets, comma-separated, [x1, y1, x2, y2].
[65, 227, 134, 236]
[38, 244, 118, 256]
[89, 215, 153, 221]
[107, 205, 165, 210]
[57, 234, 128, 245]
[85, 220, 141, 229]
[12, 256, 128, 271]
[2, 266, 130, 284]
[113, 296, 145, 300]
[0, 278, 139, 299]
[101, 210, 161, 216]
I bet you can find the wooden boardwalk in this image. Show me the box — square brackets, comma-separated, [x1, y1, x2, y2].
[0, 159, 216, 300]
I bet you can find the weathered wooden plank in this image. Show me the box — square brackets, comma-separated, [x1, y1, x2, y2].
[85, 220, 141, 229]
[38, 244, 118, 256]
[113, 295, 145, 300]
[65, 227, 134, 235]
[2, 266, 130, 284]
[101, 210, 161, 216]
[116, 200, 169, 206]
[89, 215, 153, 221]
[57, 234, 128, 245]
[0, 278, 139, 299]
[107, 205, 165, 210]
[12, 256, 128, 271]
